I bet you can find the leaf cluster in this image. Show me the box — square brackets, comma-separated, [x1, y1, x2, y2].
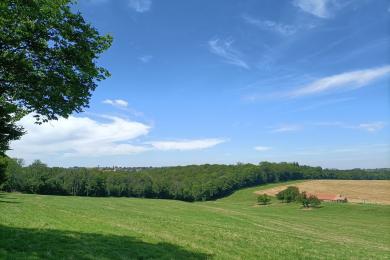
[0, 0, 112, 153]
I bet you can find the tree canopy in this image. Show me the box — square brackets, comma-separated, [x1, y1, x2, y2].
[0, 0, 112, 155]
[2, 161, 389, 202]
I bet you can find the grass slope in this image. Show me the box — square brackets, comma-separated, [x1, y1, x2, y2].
[1, 181, 389, 259]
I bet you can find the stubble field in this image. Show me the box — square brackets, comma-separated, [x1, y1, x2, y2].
[256, 180, 390, 204]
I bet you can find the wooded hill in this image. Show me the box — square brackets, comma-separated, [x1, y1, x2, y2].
[2, 159, 389, 201]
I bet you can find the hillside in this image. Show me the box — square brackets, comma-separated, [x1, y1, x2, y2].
[3, 160, 390, 201]
[1, 181, 390, 259]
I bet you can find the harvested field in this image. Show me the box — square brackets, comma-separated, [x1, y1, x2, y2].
[256, 180, 390, 205]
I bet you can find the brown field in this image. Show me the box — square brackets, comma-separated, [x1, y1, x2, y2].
[256, 180, 390, 205]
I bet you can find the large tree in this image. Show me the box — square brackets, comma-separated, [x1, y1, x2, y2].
[0, 0, 112, 182]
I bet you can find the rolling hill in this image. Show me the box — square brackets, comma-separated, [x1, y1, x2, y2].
[1, 181, 389, 259]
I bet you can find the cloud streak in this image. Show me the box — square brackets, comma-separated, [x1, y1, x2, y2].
[138, 55, 153, 63]
[314, 121, 387, 132]
[357, 122, 386, 132]
[103, 99, 129, 108]
[271, 125, 302, 133]
[254, 146, 272, 151]
[148, 139, 226, 151]
[128, 0, 152, 13]
[294, 0, 334, 18]
[208, 38, 249, 69]
[242, 15, 298, 36]
[288, 65, 390, 98]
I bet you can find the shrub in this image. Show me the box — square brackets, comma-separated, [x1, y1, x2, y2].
[299, 192, 321, 208]
[257, 194, 271, 205]
[276, 186, 300, 203]
[308, 195, 321, 207]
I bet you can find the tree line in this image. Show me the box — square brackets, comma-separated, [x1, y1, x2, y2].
[1, 159, 389, 201]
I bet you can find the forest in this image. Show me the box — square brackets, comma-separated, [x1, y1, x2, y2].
[2, 158, 389, 201]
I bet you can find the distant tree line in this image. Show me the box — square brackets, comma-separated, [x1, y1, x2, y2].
[1, 159, 389, 202]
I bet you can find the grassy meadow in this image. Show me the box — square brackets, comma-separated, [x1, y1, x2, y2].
[1, 181, 389, 259]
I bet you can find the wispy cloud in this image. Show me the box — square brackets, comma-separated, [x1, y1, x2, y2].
[269, 121, 386, 134]
[288, 65, 390, 98]
[103, 99, 129, 108]
[138, 55, 153, 63]
[294, 144, 390, 156]
[357, 122, 386, 132]
[314, 121, 387, 132]
[242, 14, 298, 36]
[148, 139, 227, 151]
[271, 125, 302, 133]
[293, 0, 337, 18]
[254, 146, 272, 151]
[103, 99, 144, 117]
[208, 38, 249, 69]
[128, 0, 152, 13]
[292, 97, 355, 112]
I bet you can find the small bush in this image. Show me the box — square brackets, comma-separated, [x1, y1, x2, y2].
[276, 186, 300, 203]
[299, 192, 321, 208]
[308, 195, 321, 207]
[257, 194, 271, 205]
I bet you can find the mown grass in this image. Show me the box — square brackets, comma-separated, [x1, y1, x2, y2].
[1, 181, 389, 259]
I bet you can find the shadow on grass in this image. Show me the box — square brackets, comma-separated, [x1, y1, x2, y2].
[0, 200, 20, 204]
[0, 193, 20, 203]
[0, 225, 211, 259]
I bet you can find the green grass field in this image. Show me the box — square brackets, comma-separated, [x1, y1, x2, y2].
[1, 182, 389, 259]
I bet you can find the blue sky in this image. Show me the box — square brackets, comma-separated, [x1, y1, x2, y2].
[9, 0, 390, 169]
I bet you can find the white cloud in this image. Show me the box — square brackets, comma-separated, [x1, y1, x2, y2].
[9, 115, 151, 159]
[313, 121, 386, 132]
[271, 125, 302, 133]
[289, 65, 390, 97]
[208, 38, 249, 69]
[293, 0, 351, 18]
[148, 139, 226, 151]
[103, 99, 144, 117]
[128, 0, 152, 13]
[357, 122, 386, 132]
[242, 15, 297, 36]
[254, 146, 272, 151]
[138, 55, 153, 63]
[103, 99, 129, 108]
[9, 115, 227, 163]
[294, 0, 333, 18]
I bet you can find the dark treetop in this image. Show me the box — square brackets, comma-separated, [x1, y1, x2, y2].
[0, 0, 112, 154]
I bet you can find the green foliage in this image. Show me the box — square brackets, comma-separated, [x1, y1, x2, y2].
[0, 156, 8, 185]
[276, 186, 300, 203]
[0, 99, 26, 155]
[298, 191, 309, 207]
[2, 160, 390, 201]
[298, 192, 321, 208]
[308, 194, 321, 208]
[257, 193, 271, 205]
[0, 186, 389, 259]
[0, 0, 112, 153]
